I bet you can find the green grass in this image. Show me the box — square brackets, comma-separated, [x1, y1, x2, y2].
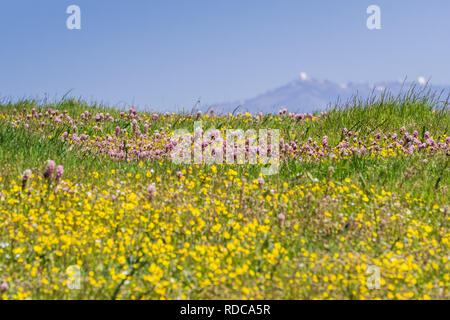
[0, 90, 448, 299]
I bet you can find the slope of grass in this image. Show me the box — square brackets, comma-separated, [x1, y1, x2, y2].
[0, 91, 448, 299]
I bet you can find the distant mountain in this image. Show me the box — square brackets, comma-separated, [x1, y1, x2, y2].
[208, 75, 450, 114]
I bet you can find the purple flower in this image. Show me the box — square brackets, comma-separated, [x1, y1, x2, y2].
[43, 160, 56, 179]
[257, 177, 265, 188]
[322, 136, 328, 148]
[0, 282, 8, 293]
[56, 165, 64, 182]
[95, 113, 103, 122]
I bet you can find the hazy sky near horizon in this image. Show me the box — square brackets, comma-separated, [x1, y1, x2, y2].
[1, 0, 449, 110]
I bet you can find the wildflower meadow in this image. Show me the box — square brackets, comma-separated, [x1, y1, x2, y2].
[0, 90, 448, 300]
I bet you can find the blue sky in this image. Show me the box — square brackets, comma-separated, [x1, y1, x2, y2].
[1, 0, 449, 110]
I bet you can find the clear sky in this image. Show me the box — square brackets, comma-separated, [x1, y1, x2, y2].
[1, 0, 449, 111]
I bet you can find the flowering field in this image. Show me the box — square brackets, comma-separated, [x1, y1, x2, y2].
[0, 93, 448, 300]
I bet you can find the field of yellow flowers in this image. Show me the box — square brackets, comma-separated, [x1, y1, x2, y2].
[0, 92, 448, 300]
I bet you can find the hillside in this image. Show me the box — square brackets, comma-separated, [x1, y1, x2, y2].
[0, 92, 448, 299]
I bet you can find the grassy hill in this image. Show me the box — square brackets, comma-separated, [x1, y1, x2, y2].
[0, 91, 448, 299]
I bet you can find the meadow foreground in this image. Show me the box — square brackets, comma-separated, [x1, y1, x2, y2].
[0, 92, 448, 299]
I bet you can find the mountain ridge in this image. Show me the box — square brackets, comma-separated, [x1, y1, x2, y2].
[207, 75, 450, 114]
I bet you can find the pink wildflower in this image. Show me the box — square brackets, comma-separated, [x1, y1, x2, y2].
[0, 282, 8, 293]
[322, 136, 328, 148]
[56, 165, 64, 182]
[257, 177, 265, 188]
[147, 183, 156, 200]
[43, 160, 56, 179]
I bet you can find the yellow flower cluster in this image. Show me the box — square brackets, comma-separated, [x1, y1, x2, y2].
[0, 167, 447, 299]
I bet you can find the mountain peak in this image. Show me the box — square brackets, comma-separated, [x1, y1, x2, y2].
[209, 77, 449, 114]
